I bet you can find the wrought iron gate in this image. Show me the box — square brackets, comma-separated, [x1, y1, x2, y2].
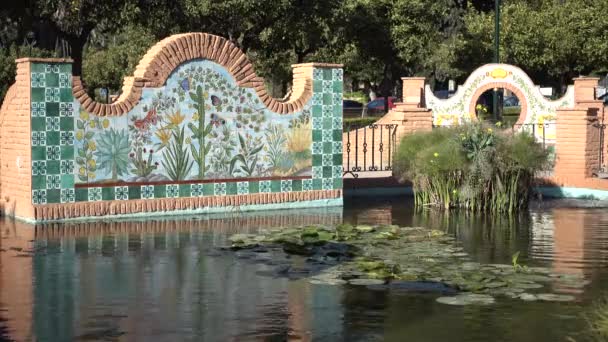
[343, 124, 398, 178]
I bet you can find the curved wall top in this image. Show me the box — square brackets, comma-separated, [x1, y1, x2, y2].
[72, 32, 339, 116]
[425, 63, 575, 128]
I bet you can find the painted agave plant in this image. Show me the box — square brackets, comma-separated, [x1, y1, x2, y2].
[94, 128, 131, 181]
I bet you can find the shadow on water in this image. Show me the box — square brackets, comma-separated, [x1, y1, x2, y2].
[2, 198, 608, 340]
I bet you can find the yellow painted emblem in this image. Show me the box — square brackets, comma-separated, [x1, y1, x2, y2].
[490, 68, 508, 79]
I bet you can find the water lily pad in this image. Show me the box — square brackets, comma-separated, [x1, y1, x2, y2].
[348, 278, 386, 286]
[512, 282, 544, 289]
[536, 293, 576, 302]
[518, 293, 538, 301]
[436, 293, 495, 306]
[355, 225, 375, 233]
[309, 279, 347, 286]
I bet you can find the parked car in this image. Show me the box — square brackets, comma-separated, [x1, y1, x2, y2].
[365, 97, 398, 116]
[343, 100, 365, 118]
[504, 96, 520, 107]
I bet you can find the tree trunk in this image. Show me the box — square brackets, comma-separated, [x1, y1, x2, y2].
[69, 36, 86, 76]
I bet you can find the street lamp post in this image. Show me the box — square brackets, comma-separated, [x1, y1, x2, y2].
[493, 0, 501, 121]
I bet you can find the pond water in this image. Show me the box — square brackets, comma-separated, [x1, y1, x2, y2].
[1, 196, 608, 341]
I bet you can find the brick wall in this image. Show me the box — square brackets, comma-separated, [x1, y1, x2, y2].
[0, 60, 34, 219]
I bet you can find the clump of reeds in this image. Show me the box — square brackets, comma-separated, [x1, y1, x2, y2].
[394, 123, 549, 214]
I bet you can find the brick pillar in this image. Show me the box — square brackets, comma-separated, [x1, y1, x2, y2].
[401, 77, 426, 109]
[0, 59, 35, 219]
[555, 108, 600, 179]
[573, 77, 607, 170]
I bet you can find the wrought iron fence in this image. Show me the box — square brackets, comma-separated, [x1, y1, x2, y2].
[343, 124, 398, 178]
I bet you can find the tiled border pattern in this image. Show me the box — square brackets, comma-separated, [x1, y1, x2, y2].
[30, 63, 343, 205]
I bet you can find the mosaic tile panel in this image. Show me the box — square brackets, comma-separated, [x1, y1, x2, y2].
[30, 62, 342, 204]
[30, 62, 74, 204]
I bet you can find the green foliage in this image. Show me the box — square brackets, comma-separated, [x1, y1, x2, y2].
[0, 44, 54, 101]
[162, 126, 194, 181]
[94, 128, 130, 181]
[511, 251, 528, 273]
[82, 25, 155, 92]
[264, 123, 294, 174]
[394, 123, 549, 214]
[343, 117, 378, 132]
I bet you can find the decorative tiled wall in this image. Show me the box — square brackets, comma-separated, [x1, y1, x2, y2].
[29, 61, 343, 206]
[30, 63, 75, 205]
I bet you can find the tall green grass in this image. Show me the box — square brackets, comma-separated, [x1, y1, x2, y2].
[394, 123, 549, 214]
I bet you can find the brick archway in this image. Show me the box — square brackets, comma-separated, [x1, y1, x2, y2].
[468, 82, 528, 126]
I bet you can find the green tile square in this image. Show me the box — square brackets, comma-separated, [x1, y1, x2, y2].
[332, 81, 343, 93]
[333, 153, 342, 165]
[312, 154, 322, 166]
[32, 146, 46, 160]
[75, 188, 88, 202]
[312, 179, 322, 190]
[323, 142, 332, 154]
[323, 166, 332, 178]
[31, 117, 46, 131]
[333, 178, 343, 189]
[128, 186, 141, 200]
[202, 183, 214, 196]
[59, 88, 73, 102]
[323, 93, 332, 105]
[60, 174, 74, 188]
[46, 102, 59, 117]
[46, 131, 60, 145]
[59, 64, 71, 73]
[312, 130, 322, 142]
[333, 129, 342, 141]
[322, 69, 332, 80]
[333, 105, 342, 117]
[312, 106, 322, 118]
[31, 88, 45, 102]
[270, 180, 281, 193]
[313, 80, 323, 92]
[46, 189, 61, 203]
[60, 117, 74, 130]
[32, 175, 46, 190]
[46, 160, 60, 174]
[102, 187, 115, 200]
[31, 63, 45, 73]
[154, 184, 166, 198]
[292, 179, 302, 192]
[243, 181, 257, 194]
[226, 182, 237, 195]
[179, 184, 191, 197]
[46, 73, 59, 87]
[323, 117, 332, 130]
[60, 145, 74, 159]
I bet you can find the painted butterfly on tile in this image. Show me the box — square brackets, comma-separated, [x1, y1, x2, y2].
[211, 95, 221, 106]
[180, 77, 191, 91]
[210, 113, 225, 127]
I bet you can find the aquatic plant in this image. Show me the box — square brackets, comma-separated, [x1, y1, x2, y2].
[162, 126, 194, 181]
[94, 128, 130, 181]
[511, 251, 528, 273]
[586, 296, 608, 341]
[394, 123, 549, 214]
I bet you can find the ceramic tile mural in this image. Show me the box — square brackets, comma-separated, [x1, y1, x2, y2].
[30, 60, 343, 204]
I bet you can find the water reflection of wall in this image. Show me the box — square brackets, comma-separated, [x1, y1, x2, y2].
[1, 208, 343, 341]
[0, 220, 35, 342]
